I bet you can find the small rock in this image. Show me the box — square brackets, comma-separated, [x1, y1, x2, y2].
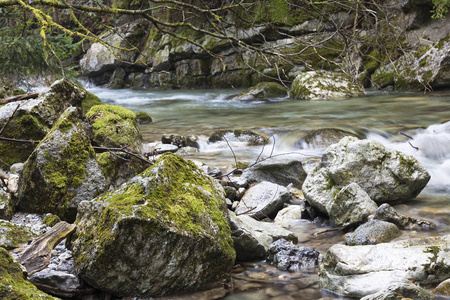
[267, 238, 321, 272]
[433, 278, 450, 296]
[345, 220, 400, 245]
[373, 203, 436, 230]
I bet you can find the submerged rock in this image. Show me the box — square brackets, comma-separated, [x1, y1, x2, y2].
[361, 283, 434, 300]
[344, 220, 401, 245]
[0, 247, 58, 299]
[208, 129, 268, 146]
[18, 107, 106, 221]
[71, 153, 235, 298]
[267, 238, 321, 272]
[303, 137, 430, 218]
[233, 82, 288, 100]
[229, 211, 297, 261]
[234, 181, 290, 220]
[297, 128, 362, 149]
[290, 71, 364, 100]
[320, 235, 450, 298]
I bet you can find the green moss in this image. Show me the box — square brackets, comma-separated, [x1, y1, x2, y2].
[42, 214, 62, 227]
[86, 104, 143, 152]
[0, 221, 39, 250]
[81, 91, 102, 115]
[135, 111, 152, 124]
[76, 153, 235, 265]
[0, 247, 58, 299]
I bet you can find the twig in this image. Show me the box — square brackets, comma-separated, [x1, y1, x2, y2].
[0, 103, 21, 136]
[408, 141, 419, 150]
[313, 228, 339, 236]
[92, 146, 153, 165]
[0, 136, 39, 144]
[235, 206, 256, 216]
[0, 92, 39, 104]
[222, 136, 239, 171]
[398, 132, 414, 140]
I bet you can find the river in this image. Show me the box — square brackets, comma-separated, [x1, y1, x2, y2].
[88, 86, 450, 299]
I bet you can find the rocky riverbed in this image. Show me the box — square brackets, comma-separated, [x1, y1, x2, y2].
[0, 79, 449, 300]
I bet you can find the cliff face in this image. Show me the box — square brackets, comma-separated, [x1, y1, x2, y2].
[79, 0, 450, 91]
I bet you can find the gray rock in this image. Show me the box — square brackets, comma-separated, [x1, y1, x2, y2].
[18, 107, 107, 221]
[329, 183, 378, 231]
[344, 220, 401, 245]
[71, 153, 235, 298]
[237, 154, 308, 189]
[303, 137, 430, 216]
[361, 283, 434, 300]
[235, 181, 290, 220]
[290, 71, 364, 100]
[229, 211, 297, 261]
[267, 238, 321, 271]
[373, 203, 436, 230]
[320, 235, 450, 298]
[274, 204, 305, 228]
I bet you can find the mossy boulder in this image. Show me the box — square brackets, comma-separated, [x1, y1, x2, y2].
[0, 79, 89, 169]
[86, 104, 143, 153]
[42, 214, 62, 227]
[0, 247, 58, 299]
[18, 107, 107, 222]
[0, 220, 44, 250]
[81, 91, 102, 115]
[290, 71, 364, 100]
[208, 129, 269, 146]
[71, 153, 235, 298]
[234, 82, 288, 100]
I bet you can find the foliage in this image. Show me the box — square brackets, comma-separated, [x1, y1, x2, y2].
[432, 0, 450, 18]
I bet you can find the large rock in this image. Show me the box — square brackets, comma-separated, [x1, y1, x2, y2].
[234, 181, 290, 220]
[235, 154, 308, 189]
[296, 128, 361, 149]
[86, 104, 143, 153]
[71, 153, 235, 298]
[229, 211, 297, 261]
[0, 247, 58, 299]
[290, 71, 364, 100]
[0, 220, 45, 250]
[303, 137, 430, 216]
[320, 235, 450, 298]
[0, 189, 14, 221]
[233, 82, 288, 100]
[0, 79, 88, 168]
[18, 107, 106, 221]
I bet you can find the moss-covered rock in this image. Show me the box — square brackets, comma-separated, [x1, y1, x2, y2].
[81, 91, 102, 115]
[0, 247, 58, 299]
[290, 71, 364, 100]
[18, 107, 106, 222]
[71, 153, 235, 298]
[0, 189, 14, 221]
[0, 220, 43, 250]
[42, 214, 62, 227]
[0, 79, 88, 169]
[135, 111, 152, 124]
[0, 81, 25, 99]
[86, 104, 143, 153]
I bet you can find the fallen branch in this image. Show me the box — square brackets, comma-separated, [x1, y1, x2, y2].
[0, 92, 39, 104]
[0, 136, 39, 144]
[92, 146, 153, 165]
[313, 228, 339, 236]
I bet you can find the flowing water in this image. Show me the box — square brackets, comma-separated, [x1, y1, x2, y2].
[88, 86, 450, 299]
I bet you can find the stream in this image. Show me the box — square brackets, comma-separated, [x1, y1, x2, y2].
[88, 86, 450, 299]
